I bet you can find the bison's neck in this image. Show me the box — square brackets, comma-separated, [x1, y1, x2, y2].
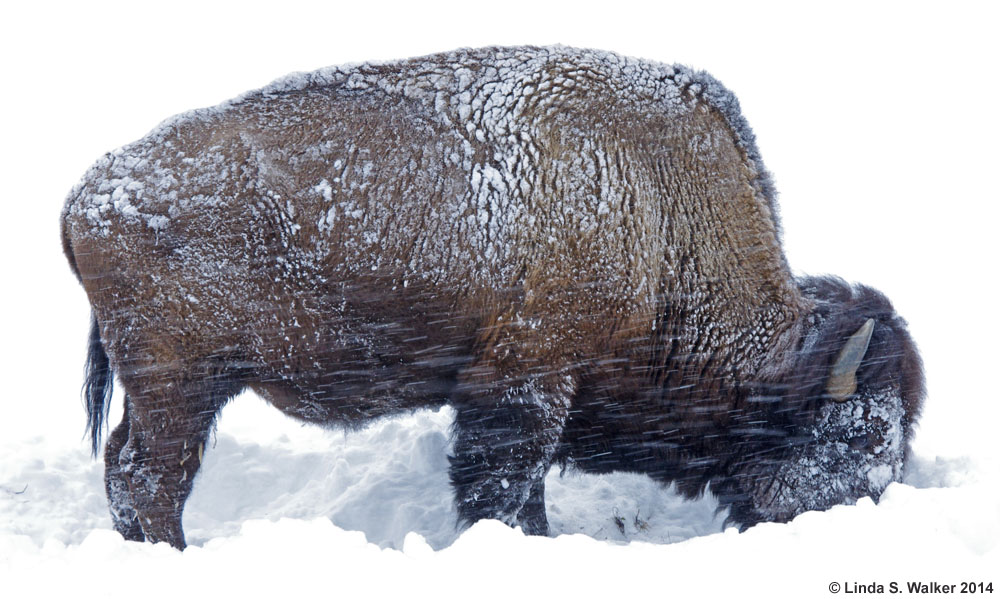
[560, 285, 807, 492]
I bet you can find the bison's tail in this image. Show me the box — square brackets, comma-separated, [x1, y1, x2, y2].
[84, 312, 114, 457]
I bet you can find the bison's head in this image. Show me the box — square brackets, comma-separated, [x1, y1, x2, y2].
[722, 276, 925, 529]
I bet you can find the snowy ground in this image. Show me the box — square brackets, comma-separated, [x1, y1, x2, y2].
[3, 1, 999, 597]
[1, 396, 997, 596]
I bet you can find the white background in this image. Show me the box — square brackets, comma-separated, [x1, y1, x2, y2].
[1, 0, 997, 593]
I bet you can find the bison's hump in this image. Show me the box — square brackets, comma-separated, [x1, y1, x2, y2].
[62, 45, 783, 306]
[80, 46, 777, 229]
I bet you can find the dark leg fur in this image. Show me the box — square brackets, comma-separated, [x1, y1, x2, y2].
[114, 371, 242, 549]
[104, 398, 144, 542]
[449, 374, 570, 536]
[515, 478, 549, 535]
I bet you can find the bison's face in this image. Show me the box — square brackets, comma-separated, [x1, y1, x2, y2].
[747, 378, 908, 524]
[731, 277, 924, 528]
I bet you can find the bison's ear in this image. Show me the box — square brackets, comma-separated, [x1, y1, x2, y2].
[826, 319, 875, 402]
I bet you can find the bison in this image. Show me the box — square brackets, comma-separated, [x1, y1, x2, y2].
[61, 46, 924, 549]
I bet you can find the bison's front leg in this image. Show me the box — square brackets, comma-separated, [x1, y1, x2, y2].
[515, 478, 549, 536]
[449, 374, 572, 536]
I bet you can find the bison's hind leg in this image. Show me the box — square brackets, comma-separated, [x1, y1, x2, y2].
[111, 367, 244, 549]
[104, 397, 144, 542]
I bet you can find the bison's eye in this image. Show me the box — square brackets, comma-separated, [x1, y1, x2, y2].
[846, 434, 871, 450]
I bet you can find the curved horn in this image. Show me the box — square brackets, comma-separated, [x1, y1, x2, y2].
[826, 318, 875, 402]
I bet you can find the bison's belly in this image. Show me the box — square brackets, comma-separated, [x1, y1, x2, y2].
[247, 300, 477, 426]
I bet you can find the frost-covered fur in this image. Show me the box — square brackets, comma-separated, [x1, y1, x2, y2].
[61, 46, 924, 549]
